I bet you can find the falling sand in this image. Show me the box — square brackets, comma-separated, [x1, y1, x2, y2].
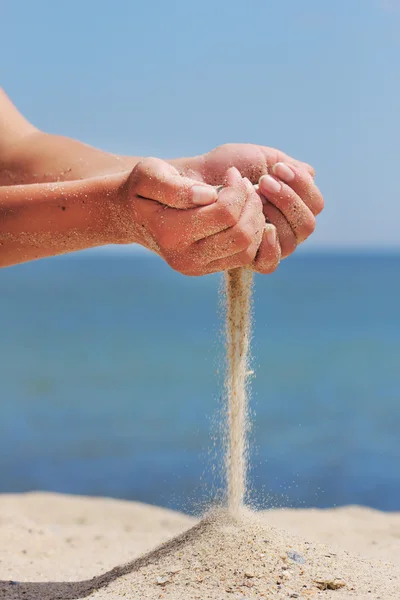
[224, 267, 253, 516]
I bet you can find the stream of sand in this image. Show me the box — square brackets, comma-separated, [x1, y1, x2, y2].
[224, 267, 253, 516]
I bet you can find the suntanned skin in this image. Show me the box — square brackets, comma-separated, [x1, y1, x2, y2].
[0, 89, 324, 273]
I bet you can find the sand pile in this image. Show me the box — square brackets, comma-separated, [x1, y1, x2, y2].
[1, 494, 399, 599]
[87, 509, 399, 600]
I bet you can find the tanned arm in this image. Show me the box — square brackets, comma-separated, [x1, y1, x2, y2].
[0, 88, 141, 186]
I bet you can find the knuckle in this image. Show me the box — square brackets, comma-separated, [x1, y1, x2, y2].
[167, 254, 203, 277]
[300, 178, 324, 216]
[302, 214, 316, 237]
[291, 210, 316, 243]
[258, 261, 279, 275]
[130, 157, 161, 192]
[256, 218, 267, 240]
[280, 236, 297, 258]
[133, 157, 157, 178]
[255, 251, 280, 274]
[232, 225, 253, 249]
[268, 261, 279, 273]
[140, 156, 159, 171]
[167, 254, 187, 274]
[242, 246, 257, 264]
[220, 202, 239, 228]
[314, 192, 324, 215]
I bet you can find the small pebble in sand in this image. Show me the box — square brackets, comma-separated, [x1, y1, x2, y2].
[287, 550, 306, 564]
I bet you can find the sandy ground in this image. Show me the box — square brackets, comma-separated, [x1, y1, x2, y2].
[0, 492, 399, 599]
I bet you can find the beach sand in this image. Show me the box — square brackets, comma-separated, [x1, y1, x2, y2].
[0, 492, 399, 599]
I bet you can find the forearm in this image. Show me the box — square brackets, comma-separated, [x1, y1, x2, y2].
[0, 173, 128, 267]
[0, 130, 142, 186]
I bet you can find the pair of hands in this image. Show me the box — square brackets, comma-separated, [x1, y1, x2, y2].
[116, 144, 324, 276]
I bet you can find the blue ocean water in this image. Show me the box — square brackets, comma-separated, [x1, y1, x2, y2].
[0, 252, 399, 514]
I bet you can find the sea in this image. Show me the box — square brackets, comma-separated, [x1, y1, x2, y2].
[0, 251, 399, 514]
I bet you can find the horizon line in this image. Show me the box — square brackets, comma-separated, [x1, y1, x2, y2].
[67, 245, 400, 259]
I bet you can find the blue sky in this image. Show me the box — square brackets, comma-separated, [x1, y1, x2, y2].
[2, 0, 400, 248]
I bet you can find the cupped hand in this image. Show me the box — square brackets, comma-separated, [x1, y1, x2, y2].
[116, 157, 278, 276]
[171, 143, 324, 272]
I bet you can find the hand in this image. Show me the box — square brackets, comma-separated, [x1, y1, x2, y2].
[171, 143, 324, 273]
[115, 158, 274, 276]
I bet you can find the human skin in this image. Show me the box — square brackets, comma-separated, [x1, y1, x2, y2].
[0, 89, 323, 272]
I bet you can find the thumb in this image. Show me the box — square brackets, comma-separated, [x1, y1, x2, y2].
[130, 157, 217, 209]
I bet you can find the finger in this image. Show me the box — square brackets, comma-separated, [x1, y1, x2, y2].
[140, 170, 250, 253]
[253, 224, 281, 274]
[230, 145, 314, 181]
[204, 249, 256, 274]
[225, 166, 242, 186]
[259, 147, 315, 179]
[190, 176, 255, 241]
[131, 157, 217, 209]
[170, 174, 251, 245]
[258, 175, 316, 244]
[271, 163, 324, 215]
[274, 154, 315, 179]
[177, 251, 249, 276]
[193, 184, 264, 262]
[203, 144, 315, 187]
[260, 199, 297, 259]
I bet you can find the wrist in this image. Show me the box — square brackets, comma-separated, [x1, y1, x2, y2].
[41, 172, 129, 248]
[86, 172, 128, 245]
[103, 170, 151, 248]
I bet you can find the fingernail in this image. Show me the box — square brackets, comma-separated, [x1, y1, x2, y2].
[272, 162, 295, 183]
[265, 224, 276, 246]
[259, 175, 281, 195]
[192, 185, 217, 206]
